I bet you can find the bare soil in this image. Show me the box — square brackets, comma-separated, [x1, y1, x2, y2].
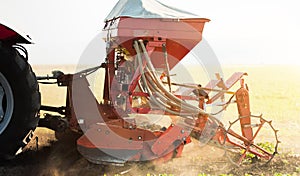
[0, 128, 299, 176]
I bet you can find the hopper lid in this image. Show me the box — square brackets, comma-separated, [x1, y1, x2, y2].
[105, 0, 201, 21]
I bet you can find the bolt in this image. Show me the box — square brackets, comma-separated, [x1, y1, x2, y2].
[77, 119, 84, 124]
[128, 138, 133, 144]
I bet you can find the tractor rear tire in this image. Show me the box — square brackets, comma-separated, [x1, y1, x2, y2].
[0, 45, 40, 159]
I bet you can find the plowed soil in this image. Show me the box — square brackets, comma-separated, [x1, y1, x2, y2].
[0, 128, 299, 176]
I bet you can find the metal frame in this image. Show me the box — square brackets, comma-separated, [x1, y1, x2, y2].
[37, 17, 278, 166]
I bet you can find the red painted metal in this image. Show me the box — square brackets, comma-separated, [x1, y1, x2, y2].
[0, 24, 17, 40]
[55, 65, 277, 165]
[38, 6, 277, 165]
[206, 72, 246, 104]
[151, 125, 190, 156]
[236, 79, 253, 141]
[50, 63, 278, 165]
[104, 17, 210, 70]
[0, 23, 32, 44]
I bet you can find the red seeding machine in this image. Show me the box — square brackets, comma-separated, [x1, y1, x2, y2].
[0, 0, 278, 166]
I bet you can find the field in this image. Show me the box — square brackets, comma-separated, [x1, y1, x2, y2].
[1, 65, 300, 176]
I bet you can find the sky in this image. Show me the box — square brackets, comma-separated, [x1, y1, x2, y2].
[1, 0, 300, 65]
